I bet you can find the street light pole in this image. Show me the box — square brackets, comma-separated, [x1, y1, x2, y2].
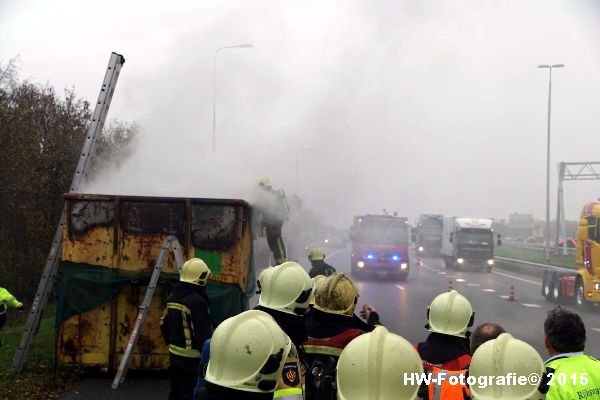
[295, 148, 314, 196]
[212, 43, 253, 152]
[537, 63, 565, 261]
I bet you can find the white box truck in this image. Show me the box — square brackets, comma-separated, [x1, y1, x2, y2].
[441, 217, 501, 272]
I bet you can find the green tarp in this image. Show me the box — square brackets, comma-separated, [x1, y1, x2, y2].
[54, 261, 249, 329]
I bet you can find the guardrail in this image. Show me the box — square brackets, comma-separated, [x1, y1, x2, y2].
[503, 240, 576, 255]
[495, 256, 573, 273]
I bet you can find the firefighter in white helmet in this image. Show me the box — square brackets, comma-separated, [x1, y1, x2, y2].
[337, 326, 424, 400]
[255, 261, 313, 399]
[470, 333, 550, 400]
[415, 290, 474, 371]
[196, 310, 292, 400]
[303, 273, 381, 399]
[307, 247, 336, 278]
[161, 258, 212, 400]
[255, 177, 289, 264]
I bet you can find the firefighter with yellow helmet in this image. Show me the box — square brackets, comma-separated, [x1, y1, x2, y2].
[336, 326, 424, 400]
[307, 247, 336, 278]
[470, 333, 550, 400]
[303, 273, 381, 399]
[196, 310, 292, 400]
[255, 177, 289, 265]
[161, 258, 213, 400]
[416, 290, 474, 371]
[256, 261, 313, 399]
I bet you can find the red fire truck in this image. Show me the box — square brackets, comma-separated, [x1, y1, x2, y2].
[350, 214, 410, 280]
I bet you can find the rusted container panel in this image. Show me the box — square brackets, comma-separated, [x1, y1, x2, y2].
[58, 194, 252, 370]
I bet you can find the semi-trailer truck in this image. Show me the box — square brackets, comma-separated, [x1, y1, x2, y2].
[441, 217, 500, 272]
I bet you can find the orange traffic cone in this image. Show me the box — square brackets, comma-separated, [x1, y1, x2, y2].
[448, 280, 453, 291]
[508, 285, 516, 302]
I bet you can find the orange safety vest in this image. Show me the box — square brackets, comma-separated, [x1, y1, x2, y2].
[426, 366, 470, 400]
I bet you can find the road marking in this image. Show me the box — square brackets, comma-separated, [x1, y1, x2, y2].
[492, 270, 542, 286]
[438, 272, 447, 275]
[456, 278, 466, 282]
[499, 295, 509, 299]
[481, 288, 496, 292]
[467, 283, 480, 287]
[522, 303, 541, 308]
[395, 285, 405, 290]
[446, 275, 457, 279]
[591, 328, 600, 334]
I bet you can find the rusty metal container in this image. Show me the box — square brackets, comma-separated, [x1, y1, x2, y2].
[57, 194, 253, 370]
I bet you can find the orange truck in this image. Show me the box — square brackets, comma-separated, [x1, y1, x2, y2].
[542, 201, 600, 308]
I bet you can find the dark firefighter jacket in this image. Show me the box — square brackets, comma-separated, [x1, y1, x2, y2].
[416, 332, 472, 371]
[160, 282, 212, 358]
[308, 260, 336, 278]
[255, 305, 307, 349]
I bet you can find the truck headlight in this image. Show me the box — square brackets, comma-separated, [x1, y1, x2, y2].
[400, 263, 408, 269]
[418, 246, 424, 252]
[594, 283, 600, 290]
[457, 258, 464, 264]
[487, 259, 494, 265]
[358, 261, 365, 268]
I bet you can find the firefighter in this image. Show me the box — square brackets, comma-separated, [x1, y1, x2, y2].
[256, 177, 288, 265]
[196, 310, 292, 400]
[416, 290, 473, 371]
[255, 261, 313, 399]
[307, 248, 336, 278]
[543, 307, 600, 400]
[161, 258, 213, 400]
[303, 273, 379, 400]
[470, 333, 549, 400]
[0, 286, 23, 344]
[336, 326, 424, 400]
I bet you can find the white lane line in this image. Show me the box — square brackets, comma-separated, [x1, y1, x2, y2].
[446, 275, 457, 279]
[591, 328, 600, 333]
[522, 303, 542, 308]
[481, 289, 496, 292]
[456, 278, 466, 282]
[492, 270, 542, 286]
[499, 295, 509, 299]
[438, 272, 447, 275]
[467, 283, 480, 287]
[395, 285, 405, 290]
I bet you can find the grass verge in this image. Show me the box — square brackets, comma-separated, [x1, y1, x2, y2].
[0, 306, 84, 400]
[496, 245, 576, 269]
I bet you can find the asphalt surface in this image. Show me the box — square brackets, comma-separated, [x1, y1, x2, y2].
[324, 246, 600, 358]
[61, 245, 600, 398]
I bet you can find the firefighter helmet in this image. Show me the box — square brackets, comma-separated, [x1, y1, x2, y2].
[310, 274, 327, 305]
[337, 326, 424, 400]
[314, 273, 358, 316]
[258, 261, 313, 315]
[180, 258, 211, 286]
[470, 333, 546, 400]
[427, 290, 474, 338]
[257, 176, 272, 189]
[308, 247, 326, 261]
[206, 310, 291, 393]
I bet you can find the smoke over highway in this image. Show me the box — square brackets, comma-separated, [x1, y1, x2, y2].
[2, 1, 600, 228]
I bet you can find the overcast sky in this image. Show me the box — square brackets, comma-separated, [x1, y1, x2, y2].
[2, 0, 600, 227]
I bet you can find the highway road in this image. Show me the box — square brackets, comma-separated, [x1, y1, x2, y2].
[319, 246, 600, 358]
